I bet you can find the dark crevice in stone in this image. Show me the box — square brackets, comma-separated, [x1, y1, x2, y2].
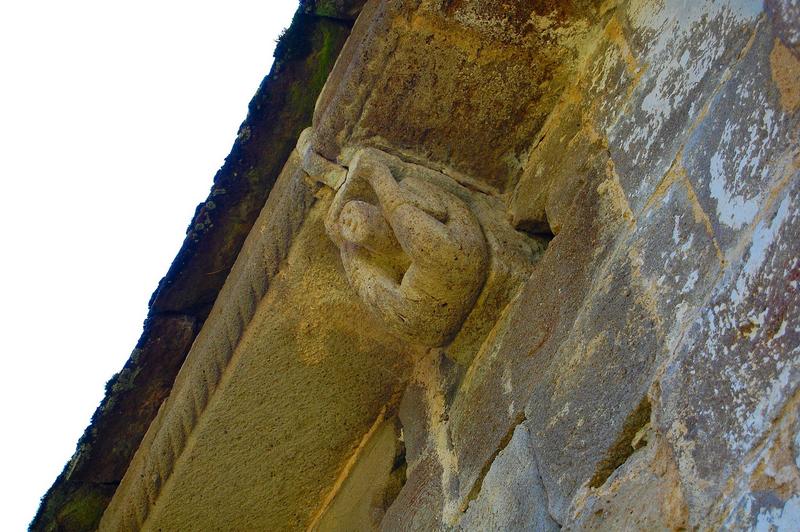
[462, 412, 527, 512]
[516, 216, 556, 243]
[383, 427, 408, 511]
[588, 396, 652, 489]
[530, 442, 563, 528]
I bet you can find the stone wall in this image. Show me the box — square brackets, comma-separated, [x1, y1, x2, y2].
[310, 0, 800, 529]
[44, 0, 799, 530]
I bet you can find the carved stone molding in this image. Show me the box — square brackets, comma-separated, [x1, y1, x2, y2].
[98, 154, 315, 530]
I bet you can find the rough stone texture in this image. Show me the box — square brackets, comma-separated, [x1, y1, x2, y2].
[566, 433, 689, 531]
[458, 424, 559, 531]
[314, 417, 407, 530]
[311, 0, 602, 193]
[325, 148, 490, 347]
[99, 154, 416, 530]
[42, 0, 800, 530]
[135, 191, 413, 530]
[323, 0, 797, 530]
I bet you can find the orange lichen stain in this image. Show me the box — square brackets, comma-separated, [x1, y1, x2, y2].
[680, 170, 726, 266]
[603, 15, 638, 77]
[770, 39, 800, 113]
[642, 151, 684, 212]
[602, 12, 646, 105]
[580, 119, 607, 147]
[576, 13, 644, 122]
[598, 158, 635, 227]
[405, 12, 516, 64]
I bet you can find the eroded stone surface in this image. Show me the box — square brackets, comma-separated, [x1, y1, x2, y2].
[363, 1, 798, 530]
[313, 0, 603, 192]
[658, 176, 800, 526]
[73, 1, 800, 530]
[132, 175, 415, 530]
[565, 434, 689, 531]
[313, 417, 406, 530]
[458, 424, 559, 532]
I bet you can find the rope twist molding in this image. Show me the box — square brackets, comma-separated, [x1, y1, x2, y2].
[99, 154, 314, 531]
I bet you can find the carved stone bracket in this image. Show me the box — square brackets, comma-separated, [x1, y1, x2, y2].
[324, 147, 490, 347]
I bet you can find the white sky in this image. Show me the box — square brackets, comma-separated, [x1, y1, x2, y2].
[0, 1, 298, 529]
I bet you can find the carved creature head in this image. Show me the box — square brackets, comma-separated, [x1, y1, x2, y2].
[338, 199, 404, 258]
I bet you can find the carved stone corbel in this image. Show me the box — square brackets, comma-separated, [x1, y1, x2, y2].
[325, 147, 489, 347]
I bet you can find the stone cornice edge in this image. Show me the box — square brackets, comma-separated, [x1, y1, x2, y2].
[99, 153, 315, 530]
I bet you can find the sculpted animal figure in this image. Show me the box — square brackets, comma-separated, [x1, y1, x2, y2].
[326, 149, 488, 346]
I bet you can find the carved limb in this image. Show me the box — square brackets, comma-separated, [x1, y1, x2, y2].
[296, 128, 347, 189]
[339, 200, 404, 259]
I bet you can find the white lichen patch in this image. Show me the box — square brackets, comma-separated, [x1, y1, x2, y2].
[754, 494, 800, 531]
[619, 0, 761, 163]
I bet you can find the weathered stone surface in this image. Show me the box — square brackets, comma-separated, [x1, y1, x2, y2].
[43, 0, 800, 530]
[369, 0, 798, 529]
[657, 175, 800, 526]
[624, 177, 724, 351]
[445, 189, 546, 367]
[313, 0, 602, 193]
[681, 20, 799, 255]
[458, 424, 559, 532]
[565, 434, 689, 531]
[460, 173, 664, 524]
[607, 0, 764, 216]
[101, 158, 416, 530]
[314, 418, 406, 531]
[380, 351, 460, 531]
[716, 391, 800, 529]
[381, 452, 446, 531]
